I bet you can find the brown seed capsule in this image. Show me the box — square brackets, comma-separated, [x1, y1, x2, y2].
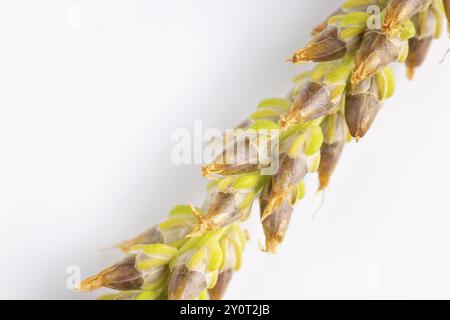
[406, 36, 432, 79]
[117, 226, 163, 252]
[383, 0, 432, 32]
[202, 192, 242, 228]
[271, 154, 308, 195]
[260, 182, 295, 253]
[318, 142, 345, 191]
[281, 81, 334, 127]
[445, 0, 450, 34]
[191, 190, 254, 236]
[261, 153, 307, 221]
[202, 138, 260, 177]
[405, 6, 438, 79]
[289, 27, 347, 63]
[352, 30, 401, 84]
[208, 269, 234, 300]
[345, 77, 382, 139]
[80, 255, 143, 291]
[202, 132, 273, 177]
[318, 114, 347, 191]
[168, 265, 208, 300]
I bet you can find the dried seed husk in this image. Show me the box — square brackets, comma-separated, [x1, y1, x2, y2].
[157, 206, 201, 246]
[272, 154, 308, 195]
[318, 113, 347, 190]
[192, 175, 262, 234]
[291, 56, 354, 107]
[260, 126, 320, 223]
[291, 10, 373, 64]
[132, 244, 178, 290]
[168, 265, 208, 300]
[281, 81, 335, 127]
[206, 101, 288, 165]
[195, 176, 258, 238]
[319, 142, 345, 191]
[168, 246, 213, 300]
[202, 123, 279, 177]
[406, 36, 432, 78]
[201, 192, 245, 228]
[82, 243, 177, 293]
[208, 268, 233, 300]
[120, 205, 199, 250]
[383, 0, 432, 32]
[345, 76, 382, 139]
[259, 182, 296, 253]
[202, 135, 267, 177]
[352, 30, 404, 84]
[80, 255, 143, 291]
[405, 4, 441, 78]
[290, 27, 347, 63]
[285, 56, 355, 127]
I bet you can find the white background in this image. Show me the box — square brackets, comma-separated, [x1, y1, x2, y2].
[0, 0, 449, 300]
